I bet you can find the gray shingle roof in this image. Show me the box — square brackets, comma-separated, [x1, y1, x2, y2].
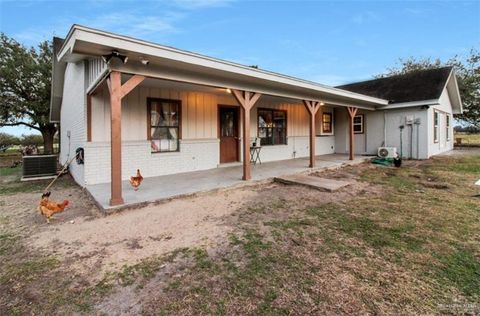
[336, 67, 453, 104]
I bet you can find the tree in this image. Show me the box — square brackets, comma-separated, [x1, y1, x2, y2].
[378, 49, 480, 128]
[20, 134, 43, 146]
[0, 34, 57, 154]
[0, 132, 19, 152]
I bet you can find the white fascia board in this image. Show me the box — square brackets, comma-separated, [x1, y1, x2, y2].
[59, 25, 388, 106]
[379, 99, 439, 110]
[449, 73, 463, 114]
[440, 68, 463, 114]
[108, 64, 377, 111]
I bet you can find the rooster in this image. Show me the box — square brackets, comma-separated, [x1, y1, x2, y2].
[129, 169, 143, 191]
[38, 192, 69, 223]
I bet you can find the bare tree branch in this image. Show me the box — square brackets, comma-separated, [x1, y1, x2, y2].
[0, 122, 40, 131]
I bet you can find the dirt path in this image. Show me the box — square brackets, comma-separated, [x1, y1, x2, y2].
[3, 169, 373, 282]
[28, 188, 256, 279]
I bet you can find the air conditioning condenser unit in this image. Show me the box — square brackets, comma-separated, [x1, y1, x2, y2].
[378, 147, 397, 159]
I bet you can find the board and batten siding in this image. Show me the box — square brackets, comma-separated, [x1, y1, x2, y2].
[84, 85, 335, 185]
[86, 57, 107, 91]
[91, 86, 234, 141]
[90, 86, 324, 141]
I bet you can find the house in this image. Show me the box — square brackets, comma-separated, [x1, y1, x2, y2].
[50, 25, 463, 207]
[337, 67, 462, 159]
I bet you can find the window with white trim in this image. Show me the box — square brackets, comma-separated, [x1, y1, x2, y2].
[322, 112, 333, 134]
[148, 98, 181, 153]
[434, 111, 439, 143]
[258, 108, 287, 145]
[353, 114, 364, 134]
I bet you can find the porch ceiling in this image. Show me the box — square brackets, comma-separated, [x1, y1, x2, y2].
[126, 76, 363, 108]
[58, 25, 388, 110]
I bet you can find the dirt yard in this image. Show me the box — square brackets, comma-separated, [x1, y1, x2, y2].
[1, 151, 479, 315]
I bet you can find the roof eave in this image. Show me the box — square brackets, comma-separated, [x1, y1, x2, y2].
[58, 25, 388, 107]
[378, 99, 440, 110]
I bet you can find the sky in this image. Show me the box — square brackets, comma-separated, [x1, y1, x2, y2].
[0, 0, 479, 135]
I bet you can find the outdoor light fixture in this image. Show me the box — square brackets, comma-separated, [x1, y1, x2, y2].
[102, 50, 128, 64]
[320, 102, 325, 106]
[140, 57, 150, 65]
[226, 88, 232, 93]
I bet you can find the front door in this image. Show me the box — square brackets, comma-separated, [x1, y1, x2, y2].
[219, 106, 239, 163]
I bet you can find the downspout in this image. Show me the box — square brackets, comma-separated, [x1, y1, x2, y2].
[383, 110, 387, 147]
[414, 118, 421, 159]
[410, 125, 414, 159]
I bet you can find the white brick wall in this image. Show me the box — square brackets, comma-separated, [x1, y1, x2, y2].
[84, 136, 335, 185]
[59, 61, 86, 185]
[248, 136, 335, 162]
[84, 139, 219, 185]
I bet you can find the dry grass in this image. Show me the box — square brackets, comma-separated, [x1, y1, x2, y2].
[1, 154, 479, 315]
[455, 133, 480, 146]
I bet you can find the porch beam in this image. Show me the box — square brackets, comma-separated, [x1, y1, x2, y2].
[232, 89, 262, 180]
[303, 100, 321, 168]
[120, 74, 146, 98]
[347, 106, 358, 160]
[108, 71, 146, 206]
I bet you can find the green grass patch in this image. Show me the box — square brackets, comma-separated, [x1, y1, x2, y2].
[434, 246, 480, 298]
[0, 165, 21, 177]
[0, 232, 19, 256]
[1, 256, 60, 283]
[0, 174, 75, 195]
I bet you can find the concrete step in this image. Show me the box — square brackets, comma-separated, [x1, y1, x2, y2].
[274, 174, 351, 192]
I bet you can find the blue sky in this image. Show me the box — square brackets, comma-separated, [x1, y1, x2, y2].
[1, 0, 479, 135]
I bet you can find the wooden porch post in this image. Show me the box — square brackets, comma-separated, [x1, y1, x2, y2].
[303, 100, 321, 168]
[347, 106, 358, 161]
[107, 72, 146, 206]
[232, 89, 262, 180]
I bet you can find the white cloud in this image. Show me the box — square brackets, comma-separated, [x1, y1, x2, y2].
[352, 11, 381, 25]
[84, 12, 183, 37]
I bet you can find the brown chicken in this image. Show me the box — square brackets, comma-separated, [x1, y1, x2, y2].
[129, 169, 143, 191]
[38, 192, 69, 223]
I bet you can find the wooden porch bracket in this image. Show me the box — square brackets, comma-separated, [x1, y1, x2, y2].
[347, 106, 358, 160]
[303, 100, 322, 168]
[232, 89, 262, 180]
[107, 71, 146, 206]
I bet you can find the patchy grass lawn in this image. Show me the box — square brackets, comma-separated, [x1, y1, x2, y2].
[0, 166, 75, 195]
[1, 153, 479, 315]
[455, 133, 480, 146]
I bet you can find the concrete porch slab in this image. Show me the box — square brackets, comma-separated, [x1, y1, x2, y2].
[86, 154, 372, 211]
[274, 174, 351, 192]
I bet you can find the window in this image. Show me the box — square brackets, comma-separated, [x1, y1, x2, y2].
[446, 114, 451, 141]
[353, 114, 364, 134]
[434, 111, 439, 143]
[322, 113, 333, 134]
[148, 98, 181, 153]
[258, 108, 287, 145]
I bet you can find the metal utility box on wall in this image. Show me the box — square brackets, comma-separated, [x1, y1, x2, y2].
[22, 155, 58, 179]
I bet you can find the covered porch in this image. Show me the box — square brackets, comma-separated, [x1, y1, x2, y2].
[87, 154, 369, 210]
[55, 26, 388, 207]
